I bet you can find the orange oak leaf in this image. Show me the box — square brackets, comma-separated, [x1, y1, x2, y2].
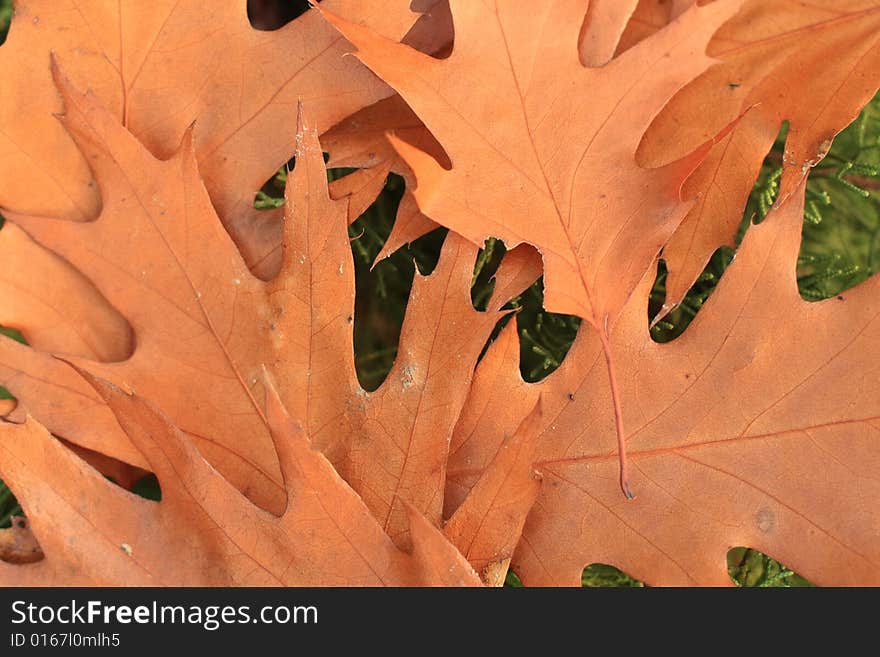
[322, 0, 744, 496]
[388, 0, 647, 75]
[0, 222, 132, 362]
[0, 69, 539, 542]
[443, 398, 543, 586]
[233, 96, 439, 279]
[320, 4, 449, 261]
[320, 0, 742, 327]
[0, 229, 139, 491]
[638, 0, 880, 311]
[327, 0, 656, 261]
[0, 370, 483, 586]
[244, 1, 457, 276]
[323, 95, 447, 263]
[0, 0, 425, 278]
[447, 174, 880, 586]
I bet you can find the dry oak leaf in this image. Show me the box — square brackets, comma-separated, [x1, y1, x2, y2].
[638, 0, 880, 311]
[322, 0, 695, 262]
[447, 175, 880, 586]
[442, 398, 543, 586]
[246, 0, 458, 275]
[0, 218, 132, 363]
[251, 95, 447, 272]
[321, 0, 742, 328]
[323, 95, 447, 263]
[322, 0, 744, 497]
[0, 370, 484, 586]
[0, 0, 426, 278]
[0, 69, 540, 543]
[323, 0, 652, 259]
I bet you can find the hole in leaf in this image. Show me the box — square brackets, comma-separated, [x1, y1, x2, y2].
[327, 166, 358, 184]
[582, 563, 645, 588]
[648, 247, 735, 344]
[0, 397, 17, 417]
[727, 547, 813, 587]
[247, 0, 314, 31]
[0, 325, 26, 344]
[504, 569, 523, 587]
[349, 174, 446, 391]
[512, 279, 580, 382]
[470, 238, 505, 311]
[252, 155, 359, 212]
[59, 440, 151, 493]
[253, 156, 295, 212]
[650, 92, 878, 338]
[132, 474, 162, 502]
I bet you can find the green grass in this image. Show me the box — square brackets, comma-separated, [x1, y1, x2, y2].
[0, 0, 877, 586]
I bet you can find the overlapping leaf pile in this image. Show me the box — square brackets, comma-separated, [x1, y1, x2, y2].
[0, 0, 878, 586]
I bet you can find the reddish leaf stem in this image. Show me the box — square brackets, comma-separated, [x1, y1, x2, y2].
[598, 327, 634, 500]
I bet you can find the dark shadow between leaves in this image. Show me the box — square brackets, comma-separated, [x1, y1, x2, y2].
[247, 0, 313, 31]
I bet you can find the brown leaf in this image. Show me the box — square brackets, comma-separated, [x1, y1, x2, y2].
[448, 174, 880, 585]
[444, 398, 543, 586]
[0, 223, 132, 361]
[324, 95, 447, 262]
[0, 370, 482, 586]
[0, 69, 537, 542]
[5, 0, 871, 590]
[321, 1, 744, 496]
[0, 0, 423, 277]
[320, 0, 741, 328]
[639, 0, 880, 310]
